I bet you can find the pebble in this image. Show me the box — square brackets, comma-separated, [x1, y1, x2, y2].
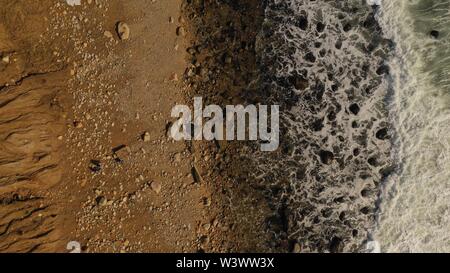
[293, 243, 301, 253]
[104, 31, 113, 39]
[176, 26, 186, 37]
[150, 181, 162, 194]
[117, 22, 130, 40]
[430, 30, 440, 39]
[170, 73, 179, 81]
[96, 196, 107, 206]
[142, 132, 151, 142]
[2, 56, 10, 63]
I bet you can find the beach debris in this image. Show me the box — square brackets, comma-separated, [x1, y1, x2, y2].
[116, 22, 130, 40]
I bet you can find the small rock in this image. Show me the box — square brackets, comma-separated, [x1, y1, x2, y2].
[202, 197, 211, 207]
[376, 128, 389, 140]
[170, 73, 179, 81]
[96, 196, 107, 206]
[142, 132, 151, 142]
[73, 121, 83, 128]
[89, 160, 102, 173]
[319, 150, 334, 165]
[116, 22, 130, 40]
[349, 103, 360, 115]
[430, 30, 440, 39]
[173, 153, 182, 162]
[176, 26, 186, 36]
[113, 145, 131, 162]
[203, 223, 211, 231]
[199, 235, 209, 245]
[150, 181, 162, 194]
[2, 55, 9, 63]
[293, 243, 301, 253]
[104, 31, 113, 39]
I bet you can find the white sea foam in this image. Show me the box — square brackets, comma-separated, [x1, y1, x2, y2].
[374, 0, 450, 253]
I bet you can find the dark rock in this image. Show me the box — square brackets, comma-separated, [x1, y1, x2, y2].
[296, 16, 308, 30]
[316, 22, 325, 32]
[430, 30, 440, 39]
[319, 150, 334, 165]
[349, 103, 360, 115]
[376, 128, 389, 140]
[368, 157, 378, 167]
[376, 65, 389, 75]
[305, 52, 316, 63]
[89, 160, 102, 173]
[343, 23, 352, 32]
[292, 76, 309, 90]
[329, 237, 342, 253]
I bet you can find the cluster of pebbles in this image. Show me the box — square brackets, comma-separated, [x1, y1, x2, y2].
[247, 0, 394, 252]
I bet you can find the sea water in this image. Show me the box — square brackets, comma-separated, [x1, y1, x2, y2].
[374, 0, 450, 252]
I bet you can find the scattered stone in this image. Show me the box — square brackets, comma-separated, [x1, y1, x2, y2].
[2, 55, 9, 63]
[142, 132, 151, 142]
[224, 56, 232, 64]
[89, 160, 102, 173]
[293, 243, 301, 253]
[95, 196, 107, 206]
[104, 31, 113, 39]
[113, 145, 131, 162]
[170, 73, 179, 81]
[116, 22, 130, 40]
[203, 223, 211, 231]
[304, 52, 316, 63]
[173, 153, 182, 162]
[349, 103, 360, 115]
[319, 150, 334, 165]
[376, 128, 389, 140]
[376, 65, 390, 75]
[202, 197, 211, 207]
[73, 120, 83, 128]
[199, 235, 209, 245]
[430, 30, 440, 39]
[176, 26, 186, 36]
[297, 16, 308, 30]
[191, 166, 203, 183]
[150, 181, 162, 194]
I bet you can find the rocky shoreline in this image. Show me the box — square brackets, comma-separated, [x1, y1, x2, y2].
[250, 0, 394, 252]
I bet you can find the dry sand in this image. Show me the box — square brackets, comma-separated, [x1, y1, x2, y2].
[0, 0, 270, 253]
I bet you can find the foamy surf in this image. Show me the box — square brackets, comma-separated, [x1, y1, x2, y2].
[373, 0, 450, 252]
